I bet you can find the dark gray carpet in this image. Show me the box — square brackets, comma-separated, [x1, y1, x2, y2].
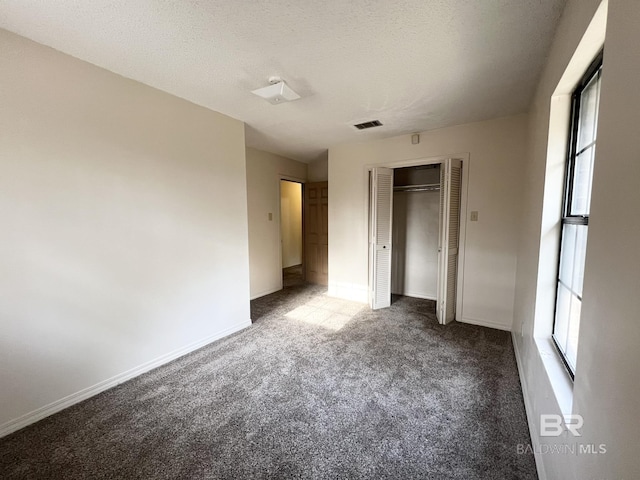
[0, 283, 536, 479]
[282, 264, 304, 288]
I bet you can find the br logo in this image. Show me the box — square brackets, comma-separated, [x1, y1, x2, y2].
[540, 414, 583, 437]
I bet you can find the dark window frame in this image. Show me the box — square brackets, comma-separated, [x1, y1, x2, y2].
[552, 50, 604, 380]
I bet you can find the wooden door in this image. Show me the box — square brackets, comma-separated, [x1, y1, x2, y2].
[304, 182, 328, 285]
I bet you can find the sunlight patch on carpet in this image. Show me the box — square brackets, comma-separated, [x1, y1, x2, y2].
[284, 297, 364, 331]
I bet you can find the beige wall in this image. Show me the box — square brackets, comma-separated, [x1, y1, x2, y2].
[391, 190, 439, 300]
[308, 156, 328, 182]
[0, 29, 251, 434]
[246, 148, 307, 299]
[513, 0, 640, 478]
[328, 114, 528, 330]
[280, 180, 303, 268]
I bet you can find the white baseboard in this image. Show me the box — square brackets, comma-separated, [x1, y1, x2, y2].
[0, 320, 252, 439]
[512, 332, 547, 480]
[250, 286, 282, 300]
[458, 315, 512, 331]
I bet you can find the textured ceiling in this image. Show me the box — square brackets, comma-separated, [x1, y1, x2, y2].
[0, 0, 566, 162]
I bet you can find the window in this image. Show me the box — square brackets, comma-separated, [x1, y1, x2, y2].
[552, 52, 603, 378]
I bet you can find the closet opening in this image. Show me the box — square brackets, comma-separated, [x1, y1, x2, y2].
[368, 158, 463, 324]
[392, 164, 441, 302]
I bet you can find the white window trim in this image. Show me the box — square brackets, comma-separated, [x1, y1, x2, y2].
[533, 0, 607, 417]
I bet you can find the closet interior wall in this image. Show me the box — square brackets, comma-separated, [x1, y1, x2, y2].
[391, 164, 441, 300]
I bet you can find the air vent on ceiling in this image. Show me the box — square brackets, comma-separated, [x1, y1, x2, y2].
[353, 120, 383, 130]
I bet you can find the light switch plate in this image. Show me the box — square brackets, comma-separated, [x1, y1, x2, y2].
[470, 211, 479, 222]
[268, 212, 273, 221]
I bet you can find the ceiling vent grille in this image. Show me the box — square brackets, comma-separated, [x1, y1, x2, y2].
[354, 120, 383, 130]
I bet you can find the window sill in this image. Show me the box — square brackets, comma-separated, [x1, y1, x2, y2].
[535, 336, 574, 419]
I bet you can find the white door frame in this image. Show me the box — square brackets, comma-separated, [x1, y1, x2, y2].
[364, 153, 470, 318]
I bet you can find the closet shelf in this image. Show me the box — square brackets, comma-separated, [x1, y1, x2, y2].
[393, 183, 440, 192]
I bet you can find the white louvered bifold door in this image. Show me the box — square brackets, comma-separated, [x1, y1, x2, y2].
[370, 167, 394, 310]
[437, 159, 462, 324]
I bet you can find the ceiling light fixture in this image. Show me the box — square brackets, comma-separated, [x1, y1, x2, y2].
[251, 76, 301, 105]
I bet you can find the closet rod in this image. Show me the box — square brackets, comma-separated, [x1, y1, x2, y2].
[393, 183, 440, 192]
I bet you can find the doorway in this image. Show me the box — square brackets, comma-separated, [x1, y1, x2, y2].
[280, 180, 304, 287]
[368, 158, 465, 324]
[392, 164, 441, 301]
